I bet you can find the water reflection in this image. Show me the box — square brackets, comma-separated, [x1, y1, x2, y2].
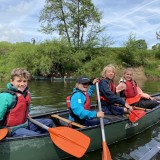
[29, 81, 74, 109]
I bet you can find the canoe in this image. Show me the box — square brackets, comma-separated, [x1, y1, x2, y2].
[0, 94, 160, 160]
[32, 76, 75, 82]
[51, 77, 75, 82]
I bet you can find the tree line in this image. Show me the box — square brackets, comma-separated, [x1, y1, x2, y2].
[0, 0, 160, 80]
[0, 38, 159, 80]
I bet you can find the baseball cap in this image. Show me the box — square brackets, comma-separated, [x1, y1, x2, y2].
[76, 76, 93, 85]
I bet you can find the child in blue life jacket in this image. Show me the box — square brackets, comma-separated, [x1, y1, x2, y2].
[68, 76, 107, 126]
[0, 68, 53, 137]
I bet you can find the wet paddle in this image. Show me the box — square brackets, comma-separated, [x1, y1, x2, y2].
[129, 110, 146, 123]
[0, 128, 8, 140]
[96, 82, 112, 160]
[28, 117, 90, 158]
[115, 104, 147, 122]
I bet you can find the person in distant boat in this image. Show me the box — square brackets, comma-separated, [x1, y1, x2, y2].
[0, 68, 53, 137]
[116, 68, 159, 109]
[68, 76, 107, 126]
[98, 64, 132, 115]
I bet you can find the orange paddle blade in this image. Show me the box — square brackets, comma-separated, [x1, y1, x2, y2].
[129, 110, 146, 123]
[0, 128, 8, 140]
[48, 127, 90, 158]
[102, 141, 112, 160]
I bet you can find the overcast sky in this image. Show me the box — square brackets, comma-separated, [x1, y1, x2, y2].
[1, 0, 160, 48]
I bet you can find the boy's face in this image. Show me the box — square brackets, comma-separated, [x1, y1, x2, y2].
[10, 76, 28, 92]
[77, 83, 89, 92]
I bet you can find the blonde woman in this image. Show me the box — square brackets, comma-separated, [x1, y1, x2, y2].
[98, 64, 132, 115]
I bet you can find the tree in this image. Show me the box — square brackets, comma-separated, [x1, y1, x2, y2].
[135, 39, 147, 50]
[124, 33, 136, 50]
[39, 0, 104, 49]
[124, 34, 147, 50]
[156, 31, 160, 40]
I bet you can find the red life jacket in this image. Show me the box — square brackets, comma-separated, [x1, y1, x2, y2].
[99, 79, 116, 103]
[124, 80, 141, 105]
[5, 91, 31, 127]
[66, 91, 90, 110]
[125, 80, 138, 98]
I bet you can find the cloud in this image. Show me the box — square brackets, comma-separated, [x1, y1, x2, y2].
[0, 0, 47, 43]
[0, 24, 24, 42]
[0, 0, 160, 48]
[93, 0, 160, 48]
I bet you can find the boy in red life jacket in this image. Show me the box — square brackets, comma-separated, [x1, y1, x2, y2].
[116, 68, 159, 109]
[69, 76, 107, 126]
[98, 64, 132, 115]
[0, 68, 53, 137]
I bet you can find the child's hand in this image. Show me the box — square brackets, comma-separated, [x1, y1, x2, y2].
[92, 78, 99, 85]
[96, 111, 104, 118]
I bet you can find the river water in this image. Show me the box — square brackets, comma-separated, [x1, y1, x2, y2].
[0, 79, 159, 160]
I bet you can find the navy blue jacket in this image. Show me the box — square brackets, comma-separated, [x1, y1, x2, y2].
[99, 79, 125, 106]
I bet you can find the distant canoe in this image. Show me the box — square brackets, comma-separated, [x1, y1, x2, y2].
[32, 76, 75, 82]
[51, 77, 75, 82]
[31, 76, 50, 80]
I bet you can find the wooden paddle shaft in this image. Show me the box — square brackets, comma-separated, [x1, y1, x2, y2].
[115, 104, 151, 111]
[51, 114, 85, 128]
[132, 106, 151, 111]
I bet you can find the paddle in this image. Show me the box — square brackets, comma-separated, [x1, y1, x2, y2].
[115, 104, 147, 123]
[129, 110, 146, 123]
[96, 82, 112, 160]
[0, 128, 8, 140]
[28, 117, 90, 158]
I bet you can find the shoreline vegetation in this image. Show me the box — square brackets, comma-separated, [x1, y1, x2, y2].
[0, 41, 159, 81]
[1, 1, 160, 81]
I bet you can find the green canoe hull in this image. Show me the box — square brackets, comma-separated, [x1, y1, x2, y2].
[0, 105, 160, 160]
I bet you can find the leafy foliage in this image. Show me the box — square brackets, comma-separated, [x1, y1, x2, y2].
[0, 39, 159, 80]
[124, 33, 147, 50]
